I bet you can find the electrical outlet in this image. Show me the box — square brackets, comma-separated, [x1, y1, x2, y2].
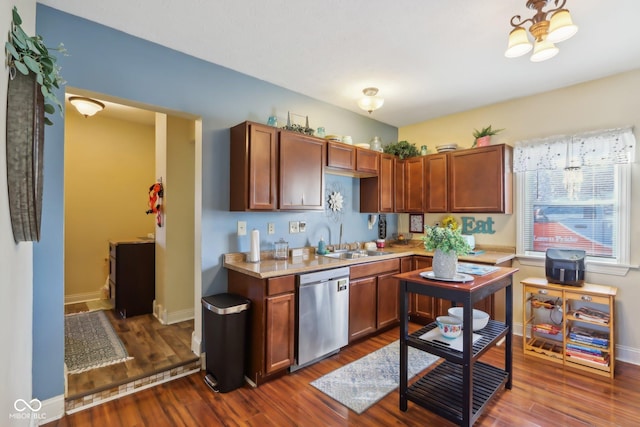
[268, 223, 275, 235]
[299, 220, 307, 233]
[237, 221, 247, 236]
[289, 221, 299, 234]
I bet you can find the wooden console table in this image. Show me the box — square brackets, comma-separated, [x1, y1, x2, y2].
[396, 266, 518, 426]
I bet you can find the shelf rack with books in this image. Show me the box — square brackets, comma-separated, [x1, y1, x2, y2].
[522, 278, 617, 380]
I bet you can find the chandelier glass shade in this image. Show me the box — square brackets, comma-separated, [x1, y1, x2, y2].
[69, 96, 105, 117]
[357, 87, 384, 113]
[505, 0, 578, 62]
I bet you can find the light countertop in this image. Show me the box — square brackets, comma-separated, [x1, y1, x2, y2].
[223, 244, 515, 279]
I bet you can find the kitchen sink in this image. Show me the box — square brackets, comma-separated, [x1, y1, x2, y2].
[322, 250, 393, 260]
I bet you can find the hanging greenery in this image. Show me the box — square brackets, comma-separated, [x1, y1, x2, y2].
[5, 6, 66, 125]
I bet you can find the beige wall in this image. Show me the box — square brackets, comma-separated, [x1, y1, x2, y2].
[399, 69, 640, 362]
[153, 114, 196, 323]
[64, 109, 155, 299]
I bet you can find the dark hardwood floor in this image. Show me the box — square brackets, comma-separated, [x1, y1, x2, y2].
[49, 324, 640, 426]
[65, 305, 198, 399]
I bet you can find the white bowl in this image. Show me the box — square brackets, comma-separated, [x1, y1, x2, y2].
[435, 316, 462, 339]
[447, 307, 490, 331]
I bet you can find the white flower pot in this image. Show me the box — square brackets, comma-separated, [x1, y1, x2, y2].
[433, 248, 458, 279]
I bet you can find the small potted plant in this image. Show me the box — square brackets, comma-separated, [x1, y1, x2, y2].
[472, 125, 504, 148]
[382, 140, 420, 159]
[422, 224, 471, 279]
[6, 6, 66, 125]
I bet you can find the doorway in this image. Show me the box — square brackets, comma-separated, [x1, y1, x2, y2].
[62, 89, 203, 400]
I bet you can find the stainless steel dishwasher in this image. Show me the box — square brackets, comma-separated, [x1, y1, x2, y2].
[291, 266, 350, 371]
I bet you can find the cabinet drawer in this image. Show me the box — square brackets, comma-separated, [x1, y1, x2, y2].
[267, 275, 295, 296]
[350, 259, 400, 279]
[525, 286, 563, 299]
[565, 292, 610, 306]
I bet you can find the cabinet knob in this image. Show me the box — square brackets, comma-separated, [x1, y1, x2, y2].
[538, 289, 548, 295]
[581, 295, 592, 302]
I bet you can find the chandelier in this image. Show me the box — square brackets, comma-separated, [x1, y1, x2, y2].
[357, 87, 384, 114]
[505, 0, 578, 62]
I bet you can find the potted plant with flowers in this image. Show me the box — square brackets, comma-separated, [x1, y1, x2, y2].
[422, 223, 471, 279]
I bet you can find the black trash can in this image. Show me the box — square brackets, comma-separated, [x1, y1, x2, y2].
[201, 293, 250, 392]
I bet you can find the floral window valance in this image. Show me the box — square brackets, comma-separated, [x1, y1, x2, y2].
[513, 126, 636, 172]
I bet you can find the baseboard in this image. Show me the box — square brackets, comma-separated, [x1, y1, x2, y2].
[36, 394, 65, 425]
[166, 307, 194, 324]
[64, 291, 103, 304]
[191, 331, 203, 357]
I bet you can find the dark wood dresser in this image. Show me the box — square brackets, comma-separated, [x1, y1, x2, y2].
[109, 239, 155, 318]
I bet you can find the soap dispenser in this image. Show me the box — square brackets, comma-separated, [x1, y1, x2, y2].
[317, 237, 326, 255]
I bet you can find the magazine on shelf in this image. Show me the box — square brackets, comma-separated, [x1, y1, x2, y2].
[569, 326, 609, 347]
[566, 351, 610, 366]
[572, 306, 610, 324]
[566, 342, 604, 356]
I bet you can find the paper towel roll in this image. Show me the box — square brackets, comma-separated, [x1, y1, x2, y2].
[248, 229, 260, 263]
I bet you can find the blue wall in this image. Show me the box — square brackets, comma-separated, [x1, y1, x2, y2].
[34, 5, 398, 399]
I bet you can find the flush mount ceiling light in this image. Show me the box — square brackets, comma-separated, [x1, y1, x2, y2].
[505, 0, 578, 62]
[69, 96, 105, 117]
[357, 87, 384, 114]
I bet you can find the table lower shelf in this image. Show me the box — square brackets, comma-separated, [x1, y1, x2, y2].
[405, 360, 509, 425]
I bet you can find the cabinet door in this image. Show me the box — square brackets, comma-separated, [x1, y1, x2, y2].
[349, 276, 377, 342]
[356, 148, 379, 174]
[394, 158, 406, 212]
[377, 272, 400, 329]
[279, 132, 325, 210]
[425, 153, 448, 213]
[360, 153, 395, 213]
[379, 154, 395, 212]
[230, 121, 277, 211]
[410, 256, 433, 319]
[265, 292, 295, 374]
[327, 141, 355, 171]
[405, 157, 425, 213]
[449, 144, 512, 213]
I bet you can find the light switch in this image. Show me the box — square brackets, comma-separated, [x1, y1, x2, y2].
[237, 221, 247, 236]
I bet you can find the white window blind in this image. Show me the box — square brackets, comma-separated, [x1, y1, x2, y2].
[515, 127, 635, 263]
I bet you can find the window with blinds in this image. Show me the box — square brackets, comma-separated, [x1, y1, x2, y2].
[515, 126, 635, 265]
[522, 164, 617, 259]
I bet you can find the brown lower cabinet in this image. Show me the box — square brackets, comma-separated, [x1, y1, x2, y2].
[227, 271, 295, 386]
[409, 255, 498, 324]
[348, 258, 401, 342]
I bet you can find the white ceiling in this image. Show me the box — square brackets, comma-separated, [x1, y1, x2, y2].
[41, 0, 640, 127]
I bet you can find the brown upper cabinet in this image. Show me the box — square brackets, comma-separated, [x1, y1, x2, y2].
[326, 141, 356, 172]
[360, 153, 394, 213]
[394, 158, 406, 212]
[424, 153, 448, 213]
[230, 121, 277, 211]
[230, 121, 325, 211]
[355, 148, 379, 174]
[279, 130, 326, 210]
[448, 144, 512, 213]
[404, 156, 425, 213]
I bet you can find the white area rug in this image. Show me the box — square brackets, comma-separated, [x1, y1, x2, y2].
[310, 340, 439, 414]
[65, 310, 132, 374]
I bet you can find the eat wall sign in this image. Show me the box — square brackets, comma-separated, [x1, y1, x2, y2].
[460, 216, 495, 235]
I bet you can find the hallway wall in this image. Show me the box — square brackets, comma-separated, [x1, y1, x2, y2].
[64, 107, 155, 301]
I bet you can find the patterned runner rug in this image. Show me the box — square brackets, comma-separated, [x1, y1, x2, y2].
[65, 310, 132, 374]
[311, 340, 439, 414]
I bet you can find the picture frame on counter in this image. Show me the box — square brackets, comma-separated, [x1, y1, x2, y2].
[409, 214, 424, 233]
